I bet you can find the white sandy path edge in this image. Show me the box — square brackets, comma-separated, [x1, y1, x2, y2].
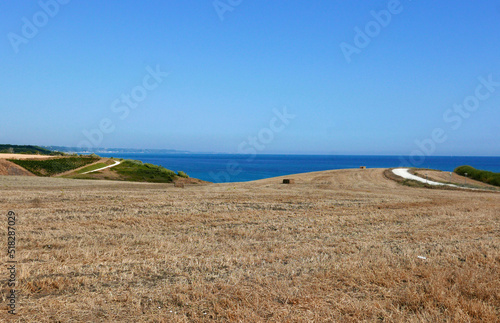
[82, 160, 122, 174]
[392, 168, 459, 188]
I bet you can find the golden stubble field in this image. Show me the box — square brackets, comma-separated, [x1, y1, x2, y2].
[0, 168, 499, 322]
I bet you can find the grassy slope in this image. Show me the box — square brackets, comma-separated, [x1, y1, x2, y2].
[75, 159, 116, 174]
[455, 165, 500, 187]
[111, 159, 178, 183]
[8, 156, 100, 176]
[76, 162, 108, 174]
[65, 159, 191, 183]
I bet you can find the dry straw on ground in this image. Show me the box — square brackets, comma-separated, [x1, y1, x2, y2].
[0, 168, 499, 322]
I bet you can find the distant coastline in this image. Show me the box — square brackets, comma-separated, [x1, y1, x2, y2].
[98, 153, 500, 183]
[3, 145, 499, 183]
[42, 146, 191, 155]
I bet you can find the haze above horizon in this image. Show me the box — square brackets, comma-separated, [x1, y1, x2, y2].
[1, 1, 499, 156]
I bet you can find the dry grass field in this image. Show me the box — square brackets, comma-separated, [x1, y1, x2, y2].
[0, 154, 57, 160]
[0, 168, 499, 322]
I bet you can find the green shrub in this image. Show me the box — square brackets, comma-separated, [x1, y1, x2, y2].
[112, 160, 178, 183]
[454, 165, 500, 187]
[177, 171, 189, 178]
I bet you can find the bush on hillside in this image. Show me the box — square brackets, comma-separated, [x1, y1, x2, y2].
[112, 160, 179, 183]
[454, 165, 500, 187]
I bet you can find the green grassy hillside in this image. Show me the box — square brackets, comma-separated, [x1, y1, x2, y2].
[67, 159, 191, 183]
[112, 160, 180, 183]
[454, 165, 500, 187]
[8, 156, 99, 177]
[0, 144, 64, 155]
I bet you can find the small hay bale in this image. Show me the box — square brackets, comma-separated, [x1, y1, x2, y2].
[174, 182, 184, 188]
[283, 179, 295, 184]
[360, 166, 366, 169]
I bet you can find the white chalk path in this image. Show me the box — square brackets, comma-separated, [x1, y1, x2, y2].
[391, 168, 459, 188]
[82, 160, 122, 174]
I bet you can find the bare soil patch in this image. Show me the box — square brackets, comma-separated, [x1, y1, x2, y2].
[0, 159, 35, 176]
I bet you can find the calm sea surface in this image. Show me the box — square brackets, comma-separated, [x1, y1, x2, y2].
[99, 153, 500, 183]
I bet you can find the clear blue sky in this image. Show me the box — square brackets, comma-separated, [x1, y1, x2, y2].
[1, 1, 499, 155]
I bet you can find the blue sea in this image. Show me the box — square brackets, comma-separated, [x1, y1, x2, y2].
[98, 153, 500, 183]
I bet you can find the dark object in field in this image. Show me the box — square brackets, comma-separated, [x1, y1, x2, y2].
[360, 166, 366, 169]
[283, 179, 295, 184]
